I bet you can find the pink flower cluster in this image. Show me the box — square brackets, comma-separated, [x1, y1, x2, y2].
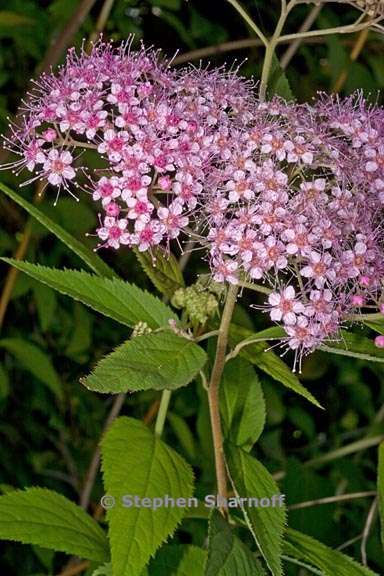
[3, 41, 253, 250]
[2, 42, 384, 367]
[204, 95, 384, 368]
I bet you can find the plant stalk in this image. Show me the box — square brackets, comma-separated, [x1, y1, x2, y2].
[259, 0, 294, 100]
[207, 284, 239, 506]
[155, 389, 172, 436]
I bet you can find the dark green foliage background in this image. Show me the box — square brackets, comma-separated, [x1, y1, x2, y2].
[0, 1, 383, 574]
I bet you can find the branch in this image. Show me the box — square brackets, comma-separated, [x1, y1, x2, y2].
[225, 335, 281, 363]
[87, 0, 116, 47]
[208, 284, 239, 506]
[333, 26, 370, 92]
[38, 0, 98, 74]
[280, 4, 323, 69]
[361, 497, 378, 565]
[79, 393, 126, 509]
[225, 0, 269, 46]
[288, 491, 377, 511]
[56, 560, 90, 576]
[278, 15, 382, 43]
[273, 434, 384, 481]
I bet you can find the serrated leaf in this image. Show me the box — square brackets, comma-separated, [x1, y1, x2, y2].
[83, 332, 207, 393]
[0, 487, 109, 562]
[229, 324, 322, 408]
[379, 442, 384, 548]
[92, 564, 112, 576]
[268, 55, 294, 100]
[101, 417, 194, 576]
[284, 528, 379, 576]
[0, 181, 114, 278]
[149, 544, 206, 575]
[320, 330, 384, 363]
[226, 444, 286, 576]
[1, 260, 177, 329]
[220, 357, 265, 451]
[135, 246, 184, 299]
[0, 338, 62, 400]
[205, 509, 266, 576]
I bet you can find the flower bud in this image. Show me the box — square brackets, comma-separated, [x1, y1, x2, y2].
[374, 335, 384, 348]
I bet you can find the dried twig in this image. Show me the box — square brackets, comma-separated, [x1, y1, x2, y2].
[361, 497, 378, 565]
[79, 393, 126, 509]
[333, 26, 370, 92]
[288, 490, 377, 510]
[56, 560, 91, 576]
[280, 5, 323, 69]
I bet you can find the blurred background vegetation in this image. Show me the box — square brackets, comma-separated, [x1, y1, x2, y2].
[0, 1, 383, 574]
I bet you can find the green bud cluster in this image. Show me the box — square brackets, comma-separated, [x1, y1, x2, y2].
[131, 321, 153, 339]
[172, 278, 220, 325]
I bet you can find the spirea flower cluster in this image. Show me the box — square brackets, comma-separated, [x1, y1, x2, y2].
[2, 41, 384, 368]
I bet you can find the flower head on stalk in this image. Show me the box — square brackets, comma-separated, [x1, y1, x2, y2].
[2, 41, 384, 371]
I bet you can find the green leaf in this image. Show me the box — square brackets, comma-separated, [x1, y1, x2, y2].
[268, 55, 294, 100]
[135, 246, 184, 299]
[101, 417, 194, 576]
[0, 181, 114, 278]
[0, 338, 62, 400]
[320, 330, 384, 363]
[379, 442, 384, 548]
[149, 544, 206, 575]
[226, 445, 286, 576]
[284, 528, 379, 576]
[92, 564, 112, 576]
[220, 357, 265, 451]
[0, 487, 109, 562]
[229, 324, 322, 408]
[83, 332, 207, 393]
[168, 412, 197, 461]
[32, 281, 57, 332]
[363, 319, 384, 335]
[205, 509, 266, 575]
[1, 260, 177, 329]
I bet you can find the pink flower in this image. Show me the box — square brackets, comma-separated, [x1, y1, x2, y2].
[226, 171, 254, 202]
[43, 150, 75, 186]
[126, 190, 154, 222]
[98, 129, 129, 162]
[375, 335, 384, 348]
[25, 140, 46, 171]
[268, 286, 305, 325]
[284, 136, 313, 164]
[301, 252, 335, 288]
[97, 217, 130, 249]
[351, 295, 365, 307]
[212, 259, 239, 284]
[92, 176, 121, 205]
[132, 220, 164, 251]
[157, 201, 189, 239]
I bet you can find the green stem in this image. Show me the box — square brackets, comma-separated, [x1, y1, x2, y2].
[154, 389, 172, 437]
[259, 0, 295, 100]
[259, 42, 276, 102]
[278, 16, 381, 44]
[346, 312, 384, 321]
[226, 0, 268, 47]
[282, 556, 323, 575]
[207, 284, 239, 505]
